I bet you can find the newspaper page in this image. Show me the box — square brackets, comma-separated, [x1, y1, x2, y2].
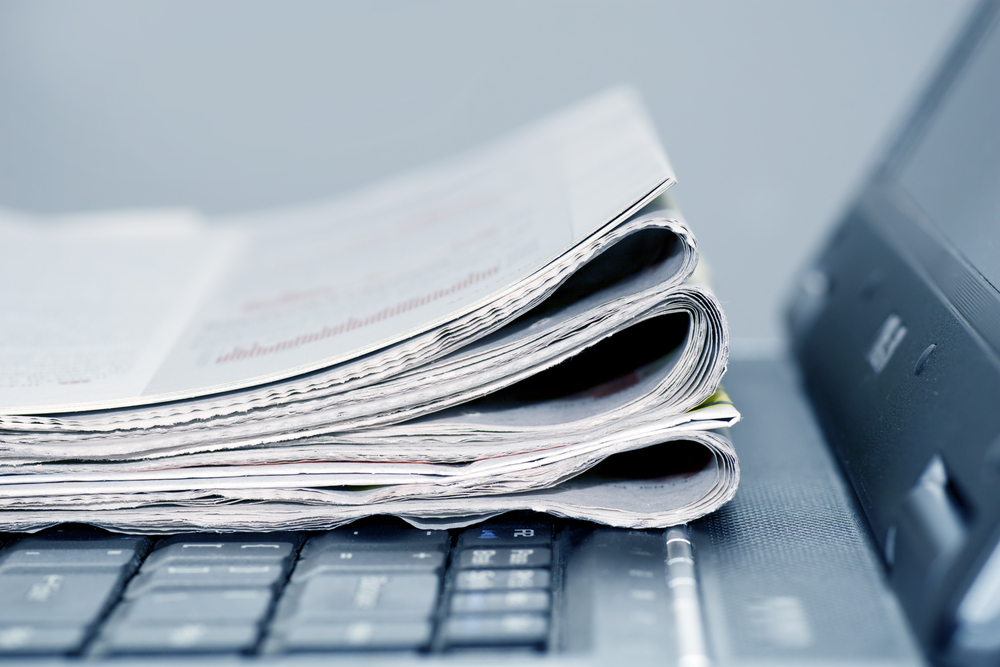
[0, 210, 238, 411]
[0, 88, 673, 414]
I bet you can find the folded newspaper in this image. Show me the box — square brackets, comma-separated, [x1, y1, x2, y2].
[0, 88, 740, 533]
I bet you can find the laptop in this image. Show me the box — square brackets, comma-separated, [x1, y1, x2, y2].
[0, 2, 998, 665]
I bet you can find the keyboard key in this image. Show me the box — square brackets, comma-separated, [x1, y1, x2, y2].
[458, 547, 551, 569]
[142, 541, 294, 569]
[279, 620, 432, 651]
[0, 536, 148, 577]
[8, 535, 148, 551]
[281, 573, 439, 621]
[443, 613, 548, 646]
[0, 572, 122, 623]
[120, 589, 272, 623]
[457, 519, 552, 548]
[126, 563, 282, 596]
[292, 550, 444, 580]
[156, 532, 299, 548]
[125, 563, 288, 597]
[451, 590, 550, 614]
[302, 526, 449, 555]
[0, 546, 140, 572]
[0, 625, 86, 654]
[101, 623, 259, 654]
[455, 569, 550, 591]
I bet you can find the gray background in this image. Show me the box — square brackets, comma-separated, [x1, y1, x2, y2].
[0, 0, 972, 352]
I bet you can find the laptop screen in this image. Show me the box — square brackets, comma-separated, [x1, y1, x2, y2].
[893, 5, 1000, 293]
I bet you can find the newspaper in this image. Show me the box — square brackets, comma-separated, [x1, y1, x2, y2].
[0, 88, 740, 533]
[0, 427, 737, 534]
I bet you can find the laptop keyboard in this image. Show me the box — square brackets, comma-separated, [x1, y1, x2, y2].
[0, 516, 560, 657]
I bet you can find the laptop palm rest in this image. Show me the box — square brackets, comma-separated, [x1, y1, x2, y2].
[693, 359, 922, 665]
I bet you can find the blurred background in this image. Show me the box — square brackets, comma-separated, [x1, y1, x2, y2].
[0, 0, 972, 352]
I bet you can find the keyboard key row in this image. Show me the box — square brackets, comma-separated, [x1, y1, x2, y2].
[458, 547, 551, 568]
[455, 568, 551, 591]
[452, 590, 551, 613]
[457, 519, 553, 548]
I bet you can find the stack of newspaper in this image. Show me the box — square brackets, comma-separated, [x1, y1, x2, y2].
[0, 89, 739, 533]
